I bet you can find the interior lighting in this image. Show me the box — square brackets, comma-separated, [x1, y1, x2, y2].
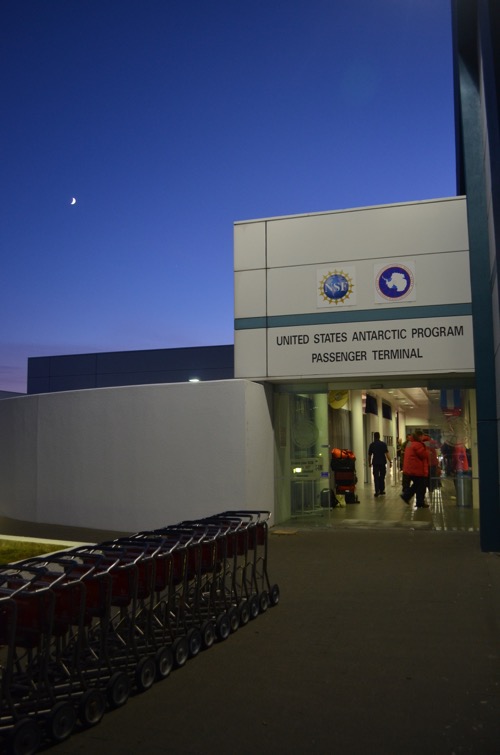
[293, 467, 303, 474]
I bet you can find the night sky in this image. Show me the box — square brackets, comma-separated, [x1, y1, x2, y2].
[1, 0, 456, 392]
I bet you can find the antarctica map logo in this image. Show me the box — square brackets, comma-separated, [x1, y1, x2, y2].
[374, 262, 416, 303]
[317, 267, 356, 307]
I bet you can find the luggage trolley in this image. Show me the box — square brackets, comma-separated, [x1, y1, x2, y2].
[215, 511, 280, 612]
[138, 525, 220, 660]
[0, 558, 106, 751]
[176, 515, 254, 626]
[0, 510, 280, 755]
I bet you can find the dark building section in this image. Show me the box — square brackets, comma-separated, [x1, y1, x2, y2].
[27, 345, 234, 394]
[453, 0, 500, 550]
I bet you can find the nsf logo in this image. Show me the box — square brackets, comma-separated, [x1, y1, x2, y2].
[318, 270, 354, 305]
[376, 264, 414, 301]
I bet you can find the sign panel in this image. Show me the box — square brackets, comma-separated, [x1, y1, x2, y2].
[267, 316, 474, 377]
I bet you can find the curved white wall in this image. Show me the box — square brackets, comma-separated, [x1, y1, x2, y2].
[0, 380, 274, 533]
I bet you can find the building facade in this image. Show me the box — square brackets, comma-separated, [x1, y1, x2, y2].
[27, 345, 234, 394]
[234, 196, 479, 528]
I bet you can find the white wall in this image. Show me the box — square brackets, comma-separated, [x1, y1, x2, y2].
[0, 380, 275, 533]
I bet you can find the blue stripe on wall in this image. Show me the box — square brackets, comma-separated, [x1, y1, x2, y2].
[234, 303, 472, 330]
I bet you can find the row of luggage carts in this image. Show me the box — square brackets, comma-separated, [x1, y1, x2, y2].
[0, 510, 280, 755]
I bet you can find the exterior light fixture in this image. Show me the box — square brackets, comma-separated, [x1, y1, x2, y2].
[189, 378, 200, 383]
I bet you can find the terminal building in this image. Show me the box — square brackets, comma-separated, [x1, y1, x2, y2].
[233, 195, 477, 528]
[0, 0, 498, 550]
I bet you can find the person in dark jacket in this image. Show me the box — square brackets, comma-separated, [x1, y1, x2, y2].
[401, 429, 429, 508]
[368, 432, 392, 497]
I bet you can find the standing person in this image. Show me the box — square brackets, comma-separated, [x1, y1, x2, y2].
[401, 433, 412, 491]
[401, 429, 429, 508]
[368, 432, 392, 497]
[427, 440, 441, 492]
[396, 438, 403, 470]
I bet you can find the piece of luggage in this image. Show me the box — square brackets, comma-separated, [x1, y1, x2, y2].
[330, 448, 356, 472]
[320, 488, 340, 508]
[331, 448, 355, 461]
[333, 470, 358, 487]
[331, 459, 356, 472]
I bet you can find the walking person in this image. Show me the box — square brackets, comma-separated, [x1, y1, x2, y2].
[368, 432, 392, 497]
[401, 429, 430, 508]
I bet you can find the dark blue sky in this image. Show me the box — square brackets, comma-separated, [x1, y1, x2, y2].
[1, 0, 456, 392]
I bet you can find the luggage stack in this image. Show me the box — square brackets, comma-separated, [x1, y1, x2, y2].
[0, 511, 279, 755]
[330, 448, 359, 503]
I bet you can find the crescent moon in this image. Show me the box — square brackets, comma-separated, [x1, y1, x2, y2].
[70, 197, 77, 205]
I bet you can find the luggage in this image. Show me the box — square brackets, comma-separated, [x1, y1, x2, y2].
[320, 488, 340, 508]
[330, 448, 359, 502]
[330, 449, 356, 472]
[330, 448, 355, 463]
[331, 459, 356, 472]
[334, 471, 358, 488]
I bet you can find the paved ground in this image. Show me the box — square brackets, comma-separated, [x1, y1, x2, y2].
[31, 527, 500, 755]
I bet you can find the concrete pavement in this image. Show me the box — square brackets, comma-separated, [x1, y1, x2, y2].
[36, 527, 500, 755]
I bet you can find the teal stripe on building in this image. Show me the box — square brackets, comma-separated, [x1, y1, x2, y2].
[235, 303, 472, 331]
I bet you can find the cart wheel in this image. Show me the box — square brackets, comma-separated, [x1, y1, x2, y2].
[201, 620, 216, 649]
[107, 671, 131, 709]
[238, 600, 250, 626]
[155, 646, 173, 679]
[135, 656, 156, 692]
[172, 636, 189, 667]
[187, 627, 202, 657]
[79, 689, 106, 727]
[258, 590, 269, 613]
[46, 701, 77, 743]
[6, 718, 41, 755]
[269, 583, 280, 606]
[215, 612, 231, 641]
[248, 594, 260, 620]
[227, 605, 240, 633]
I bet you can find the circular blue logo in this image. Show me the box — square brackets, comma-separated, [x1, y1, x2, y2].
[319, 271, 353, 304]
[376, 265, 414, 300]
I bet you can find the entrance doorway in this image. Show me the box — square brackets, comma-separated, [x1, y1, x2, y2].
[273, 384, 478, 531]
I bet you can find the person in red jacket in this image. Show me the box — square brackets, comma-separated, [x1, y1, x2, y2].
[401, 429, 429, 508]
